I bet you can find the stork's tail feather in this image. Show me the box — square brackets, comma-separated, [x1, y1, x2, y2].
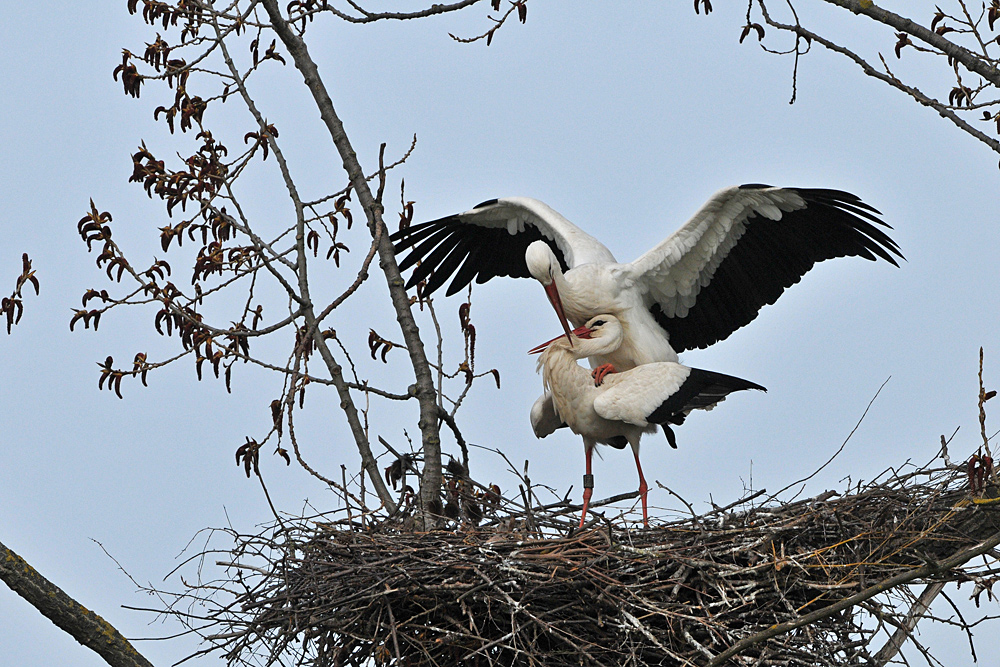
[648, 369, 765, 426]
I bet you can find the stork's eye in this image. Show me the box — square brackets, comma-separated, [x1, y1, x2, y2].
[592, 319, 606, 327]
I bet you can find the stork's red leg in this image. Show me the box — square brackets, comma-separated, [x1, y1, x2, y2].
[591, 363, 616, 386]
[632, 447, 649, 528]
[579, 445, 595, 528]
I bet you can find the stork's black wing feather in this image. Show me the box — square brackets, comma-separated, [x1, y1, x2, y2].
[651, 187, 903, 352]
[390, 201, 571, 296]
[647, 369, 765, 427]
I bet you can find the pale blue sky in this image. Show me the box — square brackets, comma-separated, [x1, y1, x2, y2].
[2, 2, 998, 665]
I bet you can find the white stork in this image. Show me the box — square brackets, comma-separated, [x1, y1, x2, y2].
[530, 314, 765, 528]
[391, 186, 902, 372]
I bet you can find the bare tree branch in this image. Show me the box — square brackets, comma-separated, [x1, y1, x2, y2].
[208, 7, 399, 511]
[0, 538, 155, 667]
[824, 0, 1000, 87]
[261, 0, 443, 524]
[756, 2, 1000, 155]
[326, 0, 483, 24]
[873, 582, 946, 666]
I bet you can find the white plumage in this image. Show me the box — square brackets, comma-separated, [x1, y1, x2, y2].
[531, 315, 765, 528]
[592, 364, 693, 427]
[392, 185, 901, 441]
[392, 185, 902, 370]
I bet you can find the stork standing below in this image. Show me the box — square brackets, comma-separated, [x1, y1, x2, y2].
[531, 315, 765, 528]
[391, 186, 902, 381]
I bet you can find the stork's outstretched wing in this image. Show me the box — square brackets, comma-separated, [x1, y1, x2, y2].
[390, 197, 616, 296]
[619, 185, 903, 352]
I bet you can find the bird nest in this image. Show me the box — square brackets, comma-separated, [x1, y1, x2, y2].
[165, 458, 1000, 667]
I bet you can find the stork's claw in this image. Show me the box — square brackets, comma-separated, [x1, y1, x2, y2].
[592, 363, 616, 386]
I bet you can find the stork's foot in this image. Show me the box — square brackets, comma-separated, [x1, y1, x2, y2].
[591, 363, 616, 386]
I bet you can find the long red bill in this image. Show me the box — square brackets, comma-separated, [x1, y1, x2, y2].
[528, 324, 592, 354]
[543, 281, 574, 347]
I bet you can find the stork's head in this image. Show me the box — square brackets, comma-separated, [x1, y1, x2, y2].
[525, 240, 559, 285]
[529, 314, 624, 358]
[525, 240, 573, 345]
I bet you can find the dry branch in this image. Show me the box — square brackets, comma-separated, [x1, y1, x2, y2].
[261, 0, 443, 525]
[743, 0, 1000, 158]
[0, 539, 154, 667]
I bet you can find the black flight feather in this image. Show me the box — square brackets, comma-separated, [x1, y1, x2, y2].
[647, 369, 765, 427]
[390, 204, 569, 296]
[654, 187, 903, 352]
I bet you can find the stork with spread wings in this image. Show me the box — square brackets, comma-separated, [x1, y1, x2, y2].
[391, 184, 902, 373]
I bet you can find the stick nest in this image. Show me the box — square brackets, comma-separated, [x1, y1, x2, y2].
[173, 463, 1000, 666]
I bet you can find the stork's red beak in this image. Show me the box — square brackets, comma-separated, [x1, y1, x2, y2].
[543, 281, 574, 348]
[528, 324, 593, 354]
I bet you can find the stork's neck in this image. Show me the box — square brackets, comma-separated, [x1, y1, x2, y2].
[539, 342, 591, 383]
[538, 342, 596, 411]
